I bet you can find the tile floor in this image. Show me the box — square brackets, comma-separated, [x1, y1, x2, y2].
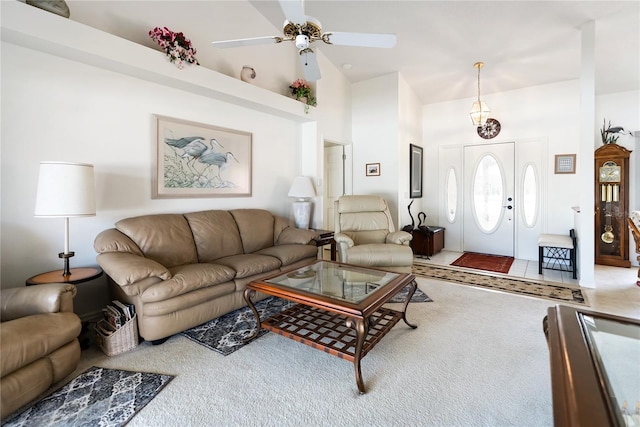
[420, 250, 640, 320]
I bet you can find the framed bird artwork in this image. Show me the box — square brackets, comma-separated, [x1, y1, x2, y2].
[153, 115, 252, 198]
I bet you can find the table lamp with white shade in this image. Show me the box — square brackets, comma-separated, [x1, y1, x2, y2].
[34, 161, 96, 277]
[288, 176, 316, 229]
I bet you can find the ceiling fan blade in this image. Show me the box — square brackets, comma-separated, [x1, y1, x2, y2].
[279, 0, 306, 25]
[323, 32, 397, 48]
[299, 48, 321, 81]
[211, 36, 282, 49]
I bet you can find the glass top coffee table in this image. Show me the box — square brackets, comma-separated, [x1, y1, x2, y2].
[243, 260, 418, 393]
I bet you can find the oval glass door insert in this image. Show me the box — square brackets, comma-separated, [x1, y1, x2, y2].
[473, 154, 504, 232]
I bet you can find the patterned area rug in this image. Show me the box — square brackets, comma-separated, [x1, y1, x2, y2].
[451, 252, 515, 274]
[2, 367, 174, 427]
[182, 286, 432, 356]
[412, 262, 588, 306]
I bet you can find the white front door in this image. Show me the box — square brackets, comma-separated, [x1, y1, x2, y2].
[463, 142, 515, 256]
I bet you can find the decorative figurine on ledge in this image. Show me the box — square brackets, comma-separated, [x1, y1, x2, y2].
[26, 0, 70, 18]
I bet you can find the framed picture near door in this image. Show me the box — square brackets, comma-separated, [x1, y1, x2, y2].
[409, 144, 423, 198]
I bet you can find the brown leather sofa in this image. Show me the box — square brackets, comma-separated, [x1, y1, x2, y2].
[0, 283, 81, 419]
[94, 209, 319, 343]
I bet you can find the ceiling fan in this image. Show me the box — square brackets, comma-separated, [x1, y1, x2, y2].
[211, 0, 397, 81]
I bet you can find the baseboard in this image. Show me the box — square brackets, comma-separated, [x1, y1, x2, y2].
[80, 309, 103, 323]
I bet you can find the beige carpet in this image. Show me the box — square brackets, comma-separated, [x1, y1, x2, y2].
[59, 276, 556, 426]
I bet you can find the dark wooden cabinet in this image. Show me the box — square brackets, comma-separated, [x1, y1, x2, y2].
[594, 144, 632, 267]
[410, 226, 445, 257]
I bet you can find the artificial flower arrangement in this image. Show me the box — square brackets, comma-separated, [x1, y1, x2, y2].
[149, 27, 199, 69]
[289, 79, 317, 107]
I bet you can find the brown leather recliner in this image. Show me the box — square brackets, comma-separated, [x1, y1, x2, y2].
[334, 195, 414, 273]
[0, 283, 82, 419]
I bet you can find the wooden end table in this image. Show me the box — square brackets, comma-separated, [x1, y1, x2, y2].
[26, 266, 103, 286]
[311, 229, 336, 261]
[244, 260, 417, 393]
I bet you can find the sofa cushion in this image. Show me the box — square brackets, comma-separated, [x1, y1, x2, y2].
[140, 263, 236, 303]
[215, 253, 281, 278]
[344, 243, 414, 267]
[257, 244, 318, 267]
[184, 210, 244, 262]
[229, 209, 275, 254]
[342, 229, 389, 245]
[1, 312, 81, 377]
[116, 214, 198, 268]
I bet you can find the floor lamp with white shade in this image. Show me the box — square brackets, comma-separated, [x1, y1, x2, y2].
[34, 161, 96, 278]
[288, 176, 316, 229]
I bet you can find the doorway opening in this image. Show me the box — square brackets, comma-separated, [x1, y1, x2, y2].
[323, 141, 352, 231]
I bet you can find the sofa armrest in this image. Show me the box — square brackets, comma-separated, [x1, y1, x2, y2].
[94, 228, 144, 256]
[334, 232, 354, 263]
[97, 252, 171, 287]
[0, 283, 77, 322]
[276, 227, 318, 245]
[386, 231, 413, 245]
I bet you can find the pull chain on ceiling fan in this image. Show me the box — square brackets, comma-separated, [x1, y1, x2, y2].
[211, 0, 397, 81]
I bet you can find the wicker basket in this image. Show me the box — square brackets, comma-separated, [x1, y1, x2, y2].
[95, 314, 139, 356]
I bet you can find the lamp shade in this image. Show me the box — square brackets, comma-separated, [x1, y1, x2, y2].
[469, 100, 490, 127]
[288, 176, 316, 200]
[35, 162, 96, 217]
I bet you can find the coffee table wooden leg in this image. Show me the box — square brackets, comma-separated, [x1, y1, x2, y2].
[346, 316, 369, 394]
[402, 280, 418, 329]
[243, 288, 261, 342]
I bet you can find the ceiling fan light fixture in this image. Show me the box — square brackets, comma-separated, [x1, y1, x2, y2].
[295, 34, 310, 49]
[469, 62, 490, 127]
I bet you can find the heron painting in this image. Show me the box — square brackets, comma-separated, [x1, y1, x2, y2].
[153, 115, 252, 198]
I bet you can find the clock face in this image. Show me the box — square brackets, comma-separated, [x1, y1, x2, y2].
[477, 118, 501, 139]
[599, 164, 621, 182]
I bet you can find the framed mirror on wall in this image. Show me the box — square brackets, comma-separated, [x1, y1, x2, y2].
[410, 144, 423, 198]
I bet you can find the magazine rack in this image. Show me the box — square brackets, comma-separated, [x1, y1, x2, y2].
[96, 314, 138, 356]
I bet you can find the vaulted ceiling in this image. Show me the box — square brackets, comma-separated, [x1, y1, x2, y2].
[66, 0, 639, 104]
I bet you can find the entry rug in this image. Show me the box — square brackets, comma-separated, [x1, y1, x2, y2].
[182, 286, 432, 356]
[2, 366, 174, 427]
[451, 252, 515, 274]
[412, 263, 588, 306]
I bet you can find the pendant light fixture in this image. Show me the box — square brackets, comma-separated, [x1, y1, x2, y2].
[469, 61, 490, 127]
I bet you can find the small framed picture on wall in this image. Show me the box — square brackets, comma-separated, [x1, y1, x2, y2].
[555, 154, 576, 174]
[366, 163, 380, 176]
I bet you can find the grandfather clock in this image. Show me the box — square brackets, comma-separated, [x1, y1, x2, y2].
[594, 144, 632, 267]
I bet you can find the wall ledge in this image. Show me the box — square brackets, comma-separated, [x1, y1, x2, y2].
[1, 1, 314, 122]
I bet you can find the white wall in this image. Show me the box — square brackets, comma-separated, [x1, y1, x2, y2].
[351, 72, 423, 229]
[424, 82, 640, 269]
[0, 34, 351, 317]
[0, 42, 295, 279]
[425, 80, 581, 234]
[398, 74, 423, 229]
[352, 74, 400, 220]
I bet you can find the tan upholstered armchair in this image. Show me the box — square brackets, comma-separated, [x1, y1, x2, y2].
[334, 195, 413, 273]
[0, 283, 82, 419]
